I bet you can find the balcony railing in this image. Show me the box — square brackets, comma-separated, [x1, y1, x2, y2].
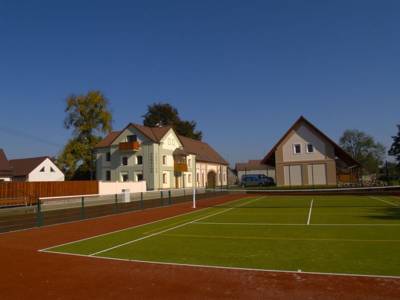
[119, 141, 140, 151]
[174, 162, 188, 173]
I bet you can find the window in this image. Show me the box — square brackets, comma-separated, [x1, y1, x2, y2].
[137, 174, 143, 181]
[40, 167, 45, 172]
[106, 152, 111, 162]
[137, 155, 143, 165]
[122, 156, 128, 166]
[162, 155, 167, 165]
[307, 144, 314, 153]
[120, 172, 129, 182]
[105, 170, 111, 181]
[127, 135, 138, 142]
[188, 158, 191, 166]
[197, 173, 199, 183]
[163, 173, 167, 184]
[50, 167, 55, 173]
[293, 144, 301, 154]
[188, 174, 192, 183]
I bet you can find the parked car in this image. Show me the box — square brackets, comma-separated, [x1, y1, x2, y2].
[241, 174, 274, 187]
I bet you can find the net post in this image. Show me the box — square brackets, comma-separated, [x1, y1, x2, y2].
[140, 192, 144, 209]
[160, 190, 164, 206]
[36, 197, 42, 227]
[168, 190, 172, 205]
[192, 186, 196, 209]
[80, 196, 85, 219]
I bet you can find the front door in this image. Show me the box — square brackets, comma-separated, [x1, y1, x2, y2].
[175, 176, 179, 188]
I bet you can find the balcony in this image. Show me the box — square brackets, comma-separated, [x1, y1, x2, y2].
[174, 162, 188, 173]
[119, 141, 140, 151]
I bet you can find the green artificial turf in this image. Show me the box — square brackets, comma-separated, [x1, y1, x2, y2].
[46, 195, 400, 277]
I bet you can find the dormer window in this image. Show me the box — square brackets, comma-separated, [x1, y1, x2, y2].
[40, 167, 45, 172]
[293, 144, 301, 154]
[127, 135, 138, 142]
[306, 144, 314, 153]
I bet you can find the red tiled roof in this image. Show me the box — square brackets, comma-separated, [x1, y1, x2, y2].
[9, 156, 49, 177]
[130, 124, 172, 142]
[94, 124, 228, 165]
[95, 131, 122, 148]
[0, 149, 12, 177]
[178, 135, 228, 165]
[235, 160, 272, 171]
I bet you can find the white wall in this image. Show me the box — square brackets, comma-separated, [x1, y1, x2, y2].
[282, 125, 327, 162]
[0, 177, 11, 182]
[28, 158, 65, 182]
[98, 181, 147, 195]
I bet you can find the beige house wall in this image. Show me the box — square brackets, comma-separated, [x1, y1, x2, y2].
[274, 122, 338, 186]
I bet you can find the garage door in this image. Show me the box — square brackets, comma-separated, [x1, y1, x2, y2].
[307, 164, 327, 185]
[284, 165, 302, 186]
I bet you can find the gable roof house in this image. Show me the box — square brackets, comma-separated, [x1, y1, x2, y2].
[0, 149, 12, 181]
[95, 123, 229, 190]
[261, 116, 360, 187]
[9, 156, 65, 182]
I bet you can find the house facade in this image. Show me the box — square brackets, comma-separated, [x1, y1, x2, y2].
[95, 124, 228, 190]
[9, 156, 65, 182]
[261, 116, 360, 186]
[0, 149, 12, 182]
[235, 160, 275, 183]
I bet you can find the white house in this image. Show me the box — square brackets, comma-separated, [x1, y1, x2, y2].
[9, 156, 65, 182]
[95, 124, 229, 190]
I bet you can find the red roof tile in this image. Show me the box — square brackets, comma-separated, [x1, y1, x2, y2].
[0, 149, 12, 177]
[9, 156, 49, 177]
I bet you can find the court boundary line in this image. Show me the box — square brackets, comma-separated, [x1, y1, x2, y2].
[161, 232, 400, 243]
[88, 197, 264, 256]
[192, 221, 400, 226]
[40, 249, 400, 280]
[38, 195, 256, 252]
[369, 196, 399, 207]
[307, 199, 314, 225]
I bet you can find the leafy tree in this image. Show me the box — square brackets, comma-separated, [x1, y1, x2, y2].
[339, 129, 386, 174]
[57, 91, 112, 180]
[143, 103, 180, 127]
[389, 124, 400, 165]
[143, 102, 202, 140]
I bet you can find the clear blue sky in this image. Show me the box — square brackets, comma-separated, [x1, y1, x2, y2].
[0, 0, 399, 165]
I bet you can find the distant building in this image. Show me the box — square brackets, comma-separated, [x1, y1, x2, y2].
[261, 116, 360, 186]
[95, 124, 229, 190]
[235, 160, 275, 183]
[9, 156, 65, 182]
[0, 149, 12, 182]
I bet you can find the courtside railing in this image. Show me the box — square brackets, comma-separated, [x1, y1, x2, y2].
[0, 187, 228, 233]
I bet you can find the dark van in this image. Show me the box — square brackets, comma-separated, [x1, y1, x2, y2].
[241, 174, 274, 187]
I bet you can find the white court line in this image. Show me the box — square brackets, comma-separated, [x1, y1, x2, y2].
[88, 196, 264, 256]
[39, 195, 254, 252]
[369, 196, 400, 207]
[162, 233, 400, 243]
[307, 199, 314, 225]
[192, 221, 400, 226]
[41, 249, 400, 280]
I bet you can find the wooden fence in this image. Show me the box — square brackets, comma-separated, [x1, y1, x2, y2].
[0, 181, 99, 206]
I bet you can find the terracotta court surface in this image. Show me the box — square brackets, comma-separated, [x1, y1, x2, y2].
[1, 193, 400, 300]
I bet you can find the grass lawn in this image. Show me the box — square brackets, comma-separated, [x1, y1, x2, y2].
[44, 194, 400, 277]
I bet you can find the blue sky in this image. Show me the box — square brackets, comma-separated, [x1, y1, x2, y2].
[0, 0, 399, 165]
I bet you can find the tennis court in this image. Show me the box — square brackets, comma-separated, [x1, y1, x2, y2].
[41, 194, 400, 278]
